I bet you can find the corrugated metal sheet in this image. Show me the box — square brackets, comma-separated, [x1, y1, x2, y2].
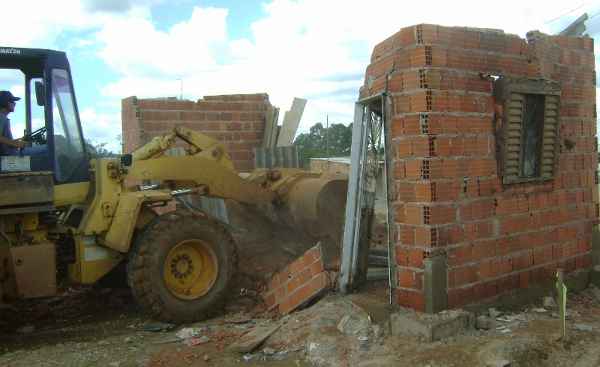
[254, 146, 300, 169]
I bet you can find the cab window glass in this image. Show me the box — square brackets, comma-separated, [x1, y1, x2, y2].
[30, 77, 45, 133]
[52, 68, 85, 182]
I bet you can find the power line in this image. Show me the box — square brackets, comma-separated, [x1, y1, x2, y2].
[544, 3, 586, 24]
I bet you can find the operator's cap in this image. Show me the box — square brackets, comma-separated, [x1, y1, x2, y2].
[0, 91, 20, 105]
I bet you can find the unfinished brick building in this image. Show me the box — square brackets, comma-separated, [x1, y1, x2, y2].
[122, 94, 272, 171]
[360, 25, 597, 311]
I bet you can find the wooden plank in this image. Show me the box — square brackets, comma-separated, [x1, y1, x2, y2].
[262, 105, 276, 148]
[269, 108, 280, 148]
[276, 98, 307, 147]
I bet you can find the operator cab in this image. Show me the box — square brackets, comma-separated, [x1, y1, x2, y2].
[0, 47, 88, 184]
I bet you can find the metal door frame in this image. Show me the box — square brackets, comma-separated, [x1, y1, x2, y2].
[339, 93, 394, 301]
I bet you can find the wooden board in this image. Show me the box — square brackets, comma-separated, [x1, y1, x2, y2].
[276, 98, 306, 147]
[262, 105, 277, 148]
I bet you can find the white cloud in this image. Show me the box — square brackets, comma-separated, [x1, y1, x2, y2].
[95, 7, 228, 77]
[0, 1, 100, 47]
[82, 0, 163, 13]
[94, 0, 600, 138]
[79, 108, 122, 152]
[3, 0, 600, 151]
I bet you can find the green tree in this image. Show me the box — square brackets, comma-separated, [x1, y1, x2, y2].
[293, 122, 352, 168]
[86, 140, 117, 158]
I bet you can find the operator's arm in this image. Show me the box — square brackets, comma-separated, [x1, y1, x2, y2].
[0, 135, 24, 148]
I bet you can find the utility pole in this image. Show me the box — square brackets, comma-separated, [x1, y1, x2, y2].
[326, 114, 330, 171]
[177, 78, 183, 100]
[326, 114, 330, 159]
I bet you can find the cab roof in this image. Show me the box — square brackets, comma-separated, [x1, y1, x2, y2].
[0, 47, 70, 77]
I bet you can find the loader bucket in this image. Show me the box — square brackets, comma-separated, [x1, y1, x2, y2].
[278, 175, 348, 243]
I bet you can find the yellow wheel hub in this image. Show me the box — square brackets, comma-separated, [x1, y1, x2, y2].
[163, 239, 218, 300]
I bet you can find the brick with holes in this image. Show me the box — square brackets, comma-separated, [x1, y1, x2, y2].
[261, 244, 331, 315]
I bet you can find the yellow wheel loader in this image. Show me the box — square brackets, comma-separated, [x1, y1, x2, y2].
[0, 48, 347, 323]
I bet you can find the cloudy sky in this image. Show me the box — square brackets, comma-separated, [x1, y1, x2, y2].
[1, 0, 600, 152]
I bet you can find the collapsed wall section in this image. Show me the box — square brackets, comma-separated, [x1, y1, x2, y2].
[361, 24, 597, 311]
[122, 94, 271, 172]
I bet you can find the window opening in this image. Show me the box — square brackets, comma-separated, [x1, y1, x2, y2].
[494, 77, 560, 184]
[520, 94, 545, 178]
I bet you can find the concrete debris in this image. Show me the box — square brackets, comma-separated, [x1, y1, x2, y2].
[262, 347, 276, 355]
[488, 308, 501, 318]
[175, 327, 204, 340]
[227, 322, 281, 353]
[240, 348, 289, 363]
[390, 309, 474, 342]
[574, 323, 593, 332]
[476, 315, 495, 330]
[495, 314, 526, 323]
[337, 312, 371, 336]
[239, 288, 258, 297]
[496, 326, 512, 334]
[306, 338, 339, 367]
[543, 296, 557, 309]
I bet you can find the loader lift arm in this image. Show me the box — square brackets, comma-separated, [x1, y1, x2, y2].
[132, 126, 234, 170]
[126, 126, 276, 205]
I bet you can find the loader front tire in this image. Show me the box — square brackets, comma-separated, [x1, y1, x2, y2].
[127, 210, 236, 323]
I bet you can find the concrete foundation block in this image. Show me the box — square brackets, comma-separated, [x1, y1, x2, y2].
[390, 309, 474, 342]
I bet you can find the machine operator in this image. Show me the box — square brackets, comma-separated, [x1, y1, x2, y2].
[0, 90, 46, 156]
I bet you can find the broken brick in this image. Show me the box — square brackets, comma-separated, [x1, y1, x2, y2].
[261, 243, 330, 315]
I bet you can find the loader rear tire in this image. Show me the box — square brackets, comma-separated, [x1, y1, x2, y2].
[127, 210, 236, 323]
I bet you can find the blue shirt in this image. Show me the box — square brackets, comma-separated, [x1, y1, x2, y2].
[0, 112, 17, 155]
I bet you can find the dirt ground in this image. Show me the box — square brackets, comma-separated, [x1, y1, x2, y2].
[3, 205, 600, 366]
[0, 202, 325, 367]
[4, 275, 600, 366]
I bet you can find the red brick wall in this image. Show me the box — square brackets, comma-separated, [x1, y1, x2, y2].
[262, 244, 329, 314]
[362, 24, 597, 311]
[121, 96, 141, 154]
[121, 94, 271, 172]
